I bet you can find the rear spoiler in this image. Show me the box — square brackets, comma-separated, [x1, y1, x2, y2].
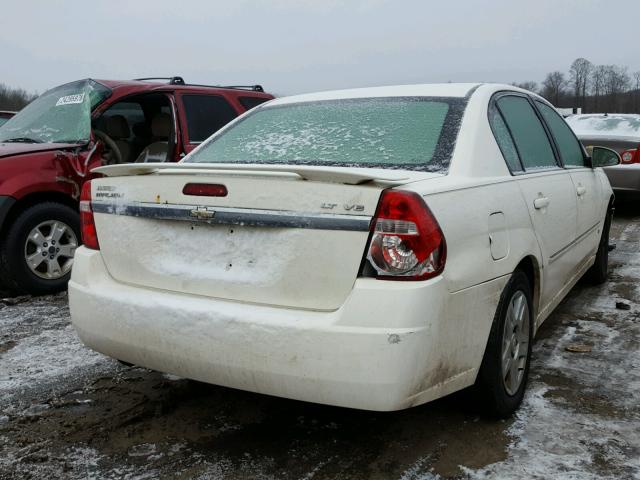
[92, 163, 415, 185]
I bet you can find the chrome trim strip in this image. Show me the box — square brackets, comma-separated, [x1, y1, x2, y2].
[549, 221, 600, 264]
[92, 201, 371, 232]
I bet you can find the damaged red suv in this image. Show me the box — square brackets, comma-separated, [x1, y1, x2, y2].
[0, 77, 273, 295]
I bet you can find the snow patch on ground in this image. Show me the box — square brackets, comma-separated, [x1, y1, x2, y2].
[466, 383, 639, 479]
[0, 293, 115, 408]
[398, 456, 440, 480]
[0, 325, 107, 398]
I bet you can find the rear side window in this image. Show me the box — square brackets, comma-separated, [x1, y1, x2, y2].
[496, 96, 558, 170]
[489, 105, 522, 172]
[182, 95, 238, 143]
[239, 96, 271, 111]
[535, 101, 586, 167]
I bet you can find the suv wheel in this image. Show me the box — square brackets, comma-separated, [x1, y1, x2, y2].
[0, 202, 80, 295]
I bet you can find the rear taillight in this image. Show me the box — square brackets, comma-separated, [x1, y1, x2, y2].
[364, 190, 446, 281]
[80, 181, 99, 250]
[621, 147, 640, 164]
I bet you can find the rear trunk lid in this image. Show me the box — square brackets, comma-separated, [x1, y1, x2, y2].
[91, 163, 439, 310]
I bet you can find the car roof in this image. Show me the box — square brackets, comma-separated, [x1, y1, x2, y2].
[267, 83, 539, 106]
[94, 78, 272, 97]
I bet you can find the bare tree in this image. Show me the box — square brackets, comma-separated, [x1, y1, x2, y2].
[541, 71, 567, 106]
[602, 65, 630, 112]
[533, 61, 640, 113]
[569, 58, 592, 110]
[590, 65, 608, 111]
[604, 65, 629, 94]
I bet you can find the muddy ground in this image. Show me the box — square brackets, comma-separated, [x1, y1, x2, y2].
[1, 205, 639, 480]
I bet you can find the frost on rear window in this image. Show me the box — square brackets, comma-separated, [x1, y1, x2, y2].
[186, 97, 467, 172]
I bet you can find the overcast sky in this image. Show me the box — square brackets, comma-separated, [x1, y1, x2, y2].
[2, 0, 639, 95]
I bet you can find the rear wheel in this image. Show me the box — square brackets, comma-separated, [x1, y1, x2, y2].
[477, 270, 533, 418]
[585, 205, 613, 285]
[0, 202, 80, 295]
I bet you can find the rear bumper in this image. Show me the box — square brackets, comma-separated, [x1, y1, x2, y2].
[69, 247, 505, 411]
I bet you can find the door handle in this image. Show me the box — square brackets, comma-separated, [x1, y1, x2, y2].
[576, 186, 586, 197]
[533, 197, 550, 209]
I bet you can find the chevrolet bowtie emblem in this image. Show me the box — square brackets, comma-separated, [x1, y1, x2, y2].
[190, 207, 216, 219]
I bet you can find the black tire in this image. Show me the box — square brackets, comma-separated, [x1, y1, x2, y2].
[476, 270, 533, 418]
[0, 202, 80, 295]
[585, 205, 613, 285]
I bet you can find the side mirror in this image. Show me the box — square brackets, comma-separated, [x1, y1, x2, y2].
[586, 146, 621, 168]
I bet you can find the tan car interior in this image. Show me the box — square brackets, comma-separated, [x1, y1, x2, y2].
[135, 113, 171, 163]
[94, 94, 173, 165]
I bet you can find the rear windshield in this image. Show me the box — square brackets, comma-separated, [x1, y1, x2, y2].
[186, 97, 467, 172]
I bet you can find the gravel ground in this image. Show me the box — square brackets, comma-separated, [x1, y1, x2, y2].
[1, 206, 639, 480]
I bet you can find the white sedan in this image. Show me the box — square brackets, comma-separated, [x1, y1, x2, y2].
[69, 83, 619, 417]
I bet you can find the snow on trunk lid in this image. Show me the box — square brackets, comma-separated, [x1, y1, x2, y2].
[91, 173, 387, 311]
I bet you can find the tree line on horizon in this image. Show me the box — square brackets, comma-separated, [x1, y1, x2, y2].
[514, 58, 640, 113]
[0, 83, 37, 112]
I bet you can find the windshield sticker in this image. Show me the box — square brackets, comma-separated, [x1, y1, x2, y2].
[55, 93, 85, 107]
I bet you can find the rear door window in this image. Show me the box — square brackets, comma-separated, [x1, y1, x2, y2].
[535, 101, 586, 167]
[181, 95, 238, 143]
[496, 95, 558, 171]
[488, 104, 523, 173]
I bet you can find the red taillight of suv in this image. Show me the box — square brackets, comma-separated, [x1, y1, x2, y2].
[80, 181, 99, 250]
[365, 190, 446, 281]
[621, 147, 640, 164]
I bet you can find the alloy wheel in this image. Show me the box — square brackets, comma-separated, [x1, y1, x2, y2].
[24, 220, 78, 280]
[501, 290, 530, 395]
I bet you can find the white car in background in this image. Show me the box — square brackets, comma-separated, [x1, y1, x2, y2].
[69, 83, 619, 417]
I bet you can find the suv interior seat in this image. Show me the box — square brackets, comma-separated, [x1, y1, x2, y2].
[135, 113, 171, 163]
[105, 115, 132, 164]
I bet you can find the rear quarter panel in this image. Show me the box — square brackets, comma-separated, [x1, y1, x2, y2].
[391, 176, 541, 393]
[421, 179, 540, 295]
